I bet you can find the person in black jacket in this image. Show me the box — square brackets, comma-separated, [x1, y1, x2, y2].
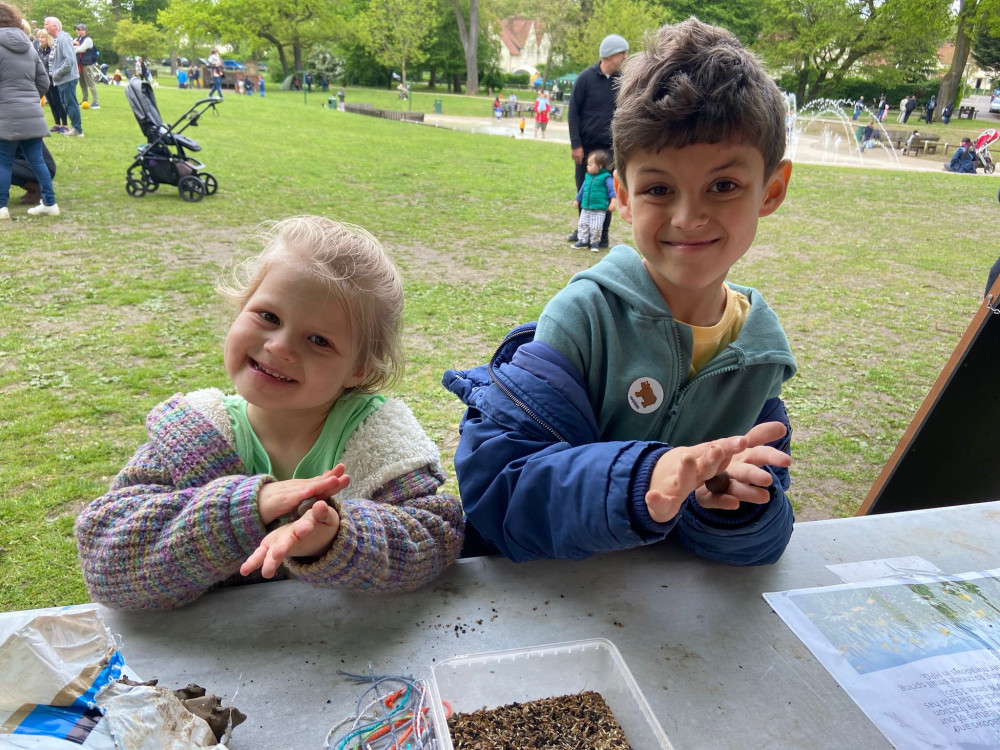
[566, 34, 628, 248]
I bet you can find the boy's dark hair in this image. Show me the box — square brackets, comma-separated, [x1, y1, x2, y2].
[612, 18, 787, 183]
[588, 148, 613, 171]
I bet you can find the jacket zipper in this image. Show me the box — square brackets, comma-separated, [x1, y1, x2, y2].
[488, 328, 567, 443]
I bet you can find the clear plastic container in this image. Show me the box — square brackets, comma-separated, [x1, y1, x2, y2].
[426, 638, 673, 749]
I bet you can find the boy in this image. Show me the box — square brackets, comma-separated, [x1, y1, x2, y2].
[443, 18, 796, 564]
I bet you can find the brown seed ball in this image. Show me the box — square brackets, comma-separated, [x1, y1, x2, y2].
[705, 471, 730, 494]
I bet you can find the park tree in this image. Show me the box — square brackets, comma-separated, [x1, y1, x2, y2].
[511, 0, 579, 87]
[355, 0, 438, 86]
[112, 17, 164, 61]
[936, 0, 1000, 117]
[425, 6, 469, 90]
[563, 0, 664, 69]
[972, 27, 1000, 73]
[159, 0, 344, 77]
[756, 0, 950, 105]
[662, 0, 761, 43]
[452, 0, 479, 94]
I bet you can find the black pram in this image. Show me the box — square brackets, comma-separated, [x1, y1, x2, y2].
[124, 79, 221, 201]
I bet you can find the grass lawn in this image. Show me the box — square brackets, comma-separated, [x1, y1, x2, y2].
[1, 83, 996, 613]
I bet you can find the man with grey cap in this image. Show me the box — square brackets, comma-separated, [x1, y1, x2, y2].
[566, 33, 628, 247]
[73, 23, 99, 109]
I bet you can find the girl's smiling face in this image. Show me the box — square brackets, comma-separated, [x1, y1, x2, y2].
[224, 257, 366, 418]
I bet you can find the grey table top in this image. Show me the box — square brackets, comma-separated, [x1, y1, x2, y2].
[5, 501, 1000, 749]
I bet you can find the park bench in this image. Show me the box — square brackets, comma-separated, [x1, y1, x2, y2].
[958, 106, 978, 119]
[898, 132, 940, 156]
[885, 129, 911, 150]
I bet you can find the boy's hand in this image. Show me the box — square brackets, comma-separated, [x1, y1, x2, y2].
[573, 200, 580, 209]
[256, 465, 350, 525]
[645, 422, 789, 523]
[240, 500, 341, 579]
[608, 198, 617, 213]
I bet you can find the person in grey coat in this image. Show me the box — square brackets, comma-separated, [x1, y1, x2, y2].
[0, 2, 60, 219]
[43, 15, 82, 136]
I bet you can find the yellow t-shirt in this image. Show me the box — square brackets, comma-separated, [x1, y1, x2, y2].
[688, 285, 750, 376]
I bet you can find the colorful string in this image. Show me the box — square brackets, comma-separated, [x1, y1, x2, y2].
[323, 668, 452, 750]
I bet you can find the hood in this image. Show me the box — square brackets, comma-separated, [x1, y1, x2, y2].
[0, 27, 32, 54]
[570, 245, 674, 319]
[568, 246, 796, 372]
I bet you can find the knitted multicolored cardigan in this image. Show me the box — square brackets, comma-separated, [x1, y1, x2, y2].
[75, 388, 464, 610]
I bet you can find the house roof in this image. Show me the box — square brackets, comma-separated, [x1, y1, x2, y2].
[499, 16, 545, 55]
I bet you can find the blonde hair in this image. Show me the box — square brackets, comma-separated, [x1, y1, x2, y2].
[217, 216, 405, 394]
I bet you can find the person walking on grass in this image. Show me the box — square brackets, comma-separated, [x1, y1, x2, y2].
[44, 16, 82, 137]
[0, 2, 60, 219]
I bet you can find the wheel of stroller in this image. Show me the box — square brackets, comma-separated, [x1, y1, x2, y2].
[178, 175, 207, 202]
[126, 175, 147, 197]
[199, 173, 218, 196]
[987, 162, 996, 175]
[141, 168, 159, 193]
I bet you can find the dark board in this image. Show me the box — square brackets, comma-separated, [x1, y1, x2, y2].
[858, 280, 1000, 515]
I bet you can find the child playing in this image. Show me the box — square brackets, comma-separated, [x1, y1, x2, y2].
[443, 18, 796, 565]
[519, 116, 525, 135]
[76, 216, 464, 609]
[571, 149, 617, 251]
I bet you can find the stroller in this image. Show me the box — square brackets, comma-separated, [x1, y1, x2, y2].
[974, 129, 998, 174]
[124, 79, 222, 201]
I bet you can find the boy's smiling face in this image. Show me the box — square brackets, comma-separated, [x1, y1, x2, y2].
[615, 140, 791, 324]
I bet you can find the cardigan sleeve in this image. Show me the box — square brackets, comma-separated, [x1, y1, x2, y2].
[284, 466, 463, 592]
[74, 396, 271, 610]
[285, 397, 463, 590]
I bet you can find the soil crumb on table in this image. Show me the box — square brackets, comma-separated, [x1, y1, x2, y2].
[447, 690, 632, 749]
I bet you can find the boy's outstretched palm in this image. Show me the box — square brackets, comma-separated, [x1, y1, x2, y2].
[645, 422, 790, 523]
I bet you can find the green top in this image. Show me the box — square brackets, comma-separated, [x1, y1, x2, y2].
[223, 392, 385, 478]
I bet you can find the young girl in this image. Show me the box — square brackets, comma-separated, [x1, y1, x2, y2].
[75, 216, 464, 610]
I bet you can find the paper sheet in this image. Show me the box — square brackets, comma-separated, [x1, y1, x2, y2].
[765, 568, 1000, 749]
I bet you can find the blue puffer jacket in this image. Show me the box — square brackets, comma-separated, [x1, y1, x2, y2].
[442, 323, 794, 564]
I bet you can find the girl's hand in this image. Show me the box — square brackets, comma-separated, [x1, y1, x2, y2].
[256, 465, 350, 525]
[240, 500, 341, 579]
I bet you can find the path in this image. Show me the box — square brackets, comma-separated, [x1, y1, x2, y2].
[422, 112, 998, 175]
